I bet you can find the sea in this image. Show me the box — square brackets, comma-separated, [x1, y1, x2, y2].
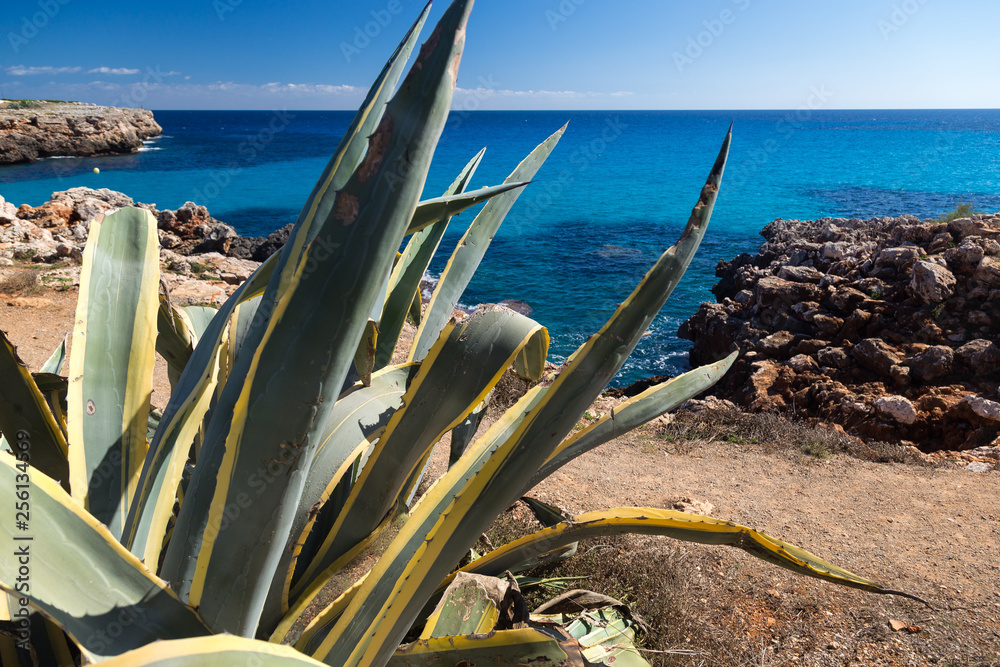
[2, 109, 999, 386]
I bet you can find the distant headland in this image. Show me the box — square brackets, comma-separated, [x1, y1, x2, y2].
[0, 100, 161, 165]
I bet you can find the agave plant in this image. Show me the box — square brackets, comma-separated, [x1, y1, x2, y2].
[0, 2, 918, 665]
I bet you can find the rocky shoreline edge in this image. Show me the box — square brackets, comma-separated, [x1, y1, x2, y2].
[0, 101, 162, 164]
[0, 187, 282, 305]
[1, 186, 998, 467]
[678, 212, 1000, 461]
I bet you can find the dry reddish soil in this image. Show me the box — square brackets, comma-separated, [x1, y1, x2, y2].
[2, 277, 998, 666]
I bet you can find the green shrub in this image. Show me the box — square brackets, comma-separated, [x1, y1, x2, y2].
[937, 201, 980, 222]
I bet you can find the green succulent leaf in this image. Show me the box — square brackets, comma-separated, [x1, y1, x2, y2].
[159, 0, 467, 638]
[261, 365, 416, 633]
[96, 636, 328, 666]
[291, 385, 549, 658]
[387, 629, 573, 667]
[67, 208, 160, 538]
[0, 454, 209, 660]
[0, 330, 69, 488]
[312, 126, 731, 667]
[126, 0, 430, 573]
[40, 336, 67, 375]
[405, 181, 530, 235]
[459, 507, 917, 600]
[409, 124, 567, 362]
[536, 606, 649, 667]
[0, 614, 79, 667]
[292, 307, 548, 605]
[527, 351, 738, 492]
[419, 572, 507, 639]
[375, 148, 486, 370]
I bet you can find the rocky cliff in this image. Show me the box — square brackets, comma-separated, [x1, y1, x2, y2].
[679, 213, 1000, 452]
[0, 101, 162, 164]
[0, 188, 263, 305]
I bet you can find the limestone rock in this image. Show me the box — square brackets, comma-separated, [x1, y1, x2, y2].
[778, 265, 823, 283]
[909, 260, 955, 303]
[817, 346, 850, 369]
[957, 395, 1000, 424]
[852, 338, 902, 377]
[906, 345, 953, 381]
[955, 339, 1000, 374]
[944, 238, 985, 271]
[875, 396, 917, 425]
[877, 246, 920, 268]
[677, 212, 1000, 451]
[0, 102, 161, 164]
[973, 256, 1000, 287]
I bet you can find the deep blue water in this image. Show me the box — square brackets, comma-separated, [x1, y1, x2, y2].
[2, 109, 999, 385]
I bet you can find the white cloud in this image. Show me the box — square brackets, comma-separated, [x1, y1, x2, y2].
[87, 67, 141, 75]
[455, 86, 634, 100]
[451, 86, 635, 109]
[9, 79, 368, 109]
[5, 65, 82, 76]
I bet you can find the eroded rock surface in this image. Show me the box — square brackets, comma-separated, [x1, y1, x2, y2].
[679, 213, 1000, 451]
[0, 101, 161, 163]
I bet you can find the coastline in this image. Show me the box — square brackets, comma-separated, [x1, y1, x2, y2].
[679, 212, 1000, 457]
[0, 100, 162, 164]
[1, 184, 999, 464]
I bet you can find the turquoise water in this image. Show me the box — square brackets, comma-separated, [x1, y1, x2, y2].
[2, 110, 999, 385]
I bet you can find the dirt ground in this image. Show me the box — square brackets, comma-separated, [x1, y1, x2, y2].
[2, 274, 998, 666]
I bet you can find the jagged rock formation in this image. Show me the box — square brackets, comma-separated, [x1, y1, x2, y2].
[0, 188, 259, 305]
[0, 101, 161, 164]
[679, 214, 1000, 452]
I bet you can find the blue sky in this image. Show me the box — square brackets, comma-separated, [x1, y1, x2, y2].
[2, 0, 998, 110]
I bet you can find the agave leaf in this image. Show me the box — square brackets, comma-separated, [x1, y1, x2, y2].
[261, 365, 415, 631]
[123, 250, 278, 564]
[409, 124, 567, 362]
[123, 0, 418, 557]
[67, 208, 159, 538]
[387, 629, 573, 667]
[545, 607, 650, 667]
[448, 398, 488, 469]
[96, 636, 327, 666]
[292, 307, 548, 604]
[0, 614, 80, 667]
[405, 181, 530, 235]
[526, 351, 738, 493]
[40, 336, 67, 375]
[126, 0, 431, 570]
[0, 454, 209, 660]
[288, 385, 549, 656]
[313, 127, 731, 667]
[375, 148, 487, 369]
[270, 3, 433, 290]
[0, 331, 69, 488]
[353, 319, 379, 387]
[419, 572, 511, 639]
[156, 298, 197, 384]
[458, 507, 923, 602]
[304, 387, 546, 661]
[513, 323, 548, 382]
[160, 1, 467, 638]
[182, 306, 221, 339]
[407, 290, 422, 324]
[157, 301, 220, 390]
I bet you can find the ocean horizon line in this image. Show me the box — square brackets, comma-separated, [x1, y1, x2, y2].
[139, 107, 1000, 113]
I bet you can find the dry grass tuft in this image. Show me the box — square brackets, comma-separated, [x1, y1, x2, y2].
[657, 406, 920, 465]
[484, 503, 762, 666]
